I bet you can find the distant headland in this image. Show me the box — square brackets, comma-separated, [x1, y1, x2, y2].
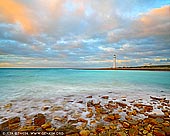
[78, 65, 170, 71]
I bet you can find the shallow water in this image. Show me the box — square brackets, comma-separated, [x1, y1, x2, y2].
[0, 68, 170, 102]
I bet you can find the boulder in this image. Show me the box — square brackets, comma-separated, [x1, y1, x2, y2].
[34, 113, 46, 126]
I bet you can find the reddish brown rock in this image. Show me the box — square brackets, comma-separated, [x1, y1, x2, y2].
[103, 115, 115, 122]
[101, 96, 109, 99]
[0, 121, 9, 131]
[34, 113, 46, 126]
[86, 96, 92, 98]
[153, 129, 166, 136]
[9, 123, 20, 130]
[114, 113, 121, 119]
[144, 105, 153, 112]
[150, 96, 166, 101]
[123, 121, 130, 128]
[163, 126, 170, 135]
[8, 117, 20, 124]
[86, 112, 93, 118]
[116, 102, 127, 108]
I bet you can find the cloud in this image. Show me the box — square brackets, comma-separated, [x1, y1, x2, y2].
[0, 0, 38, 34]
[0, 1, 170, 67]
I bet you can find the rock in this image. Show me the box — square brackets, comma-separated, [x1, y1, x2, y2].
[87, 100, 93, 107]
[79, 129, 90, 136]
[54, 116, 63, 121]
[41, 122, 51, 129]
[123, 121, 130, 128]
[114, 113, 121, 119]
[143, 130, 148, 135]
[34, 113, 46, 126]
[4, 103, 12, 109]
[41, 106, 50, 111]
[68, 119, 78, 124]
[103, 115, 115, 122]
[25, 119, 32, 126]
[8, 117, 20, 124]
[18, 126, 38, 131]
[0, 121, 9, 131]
[86, 96, 92, 98]
[150, 96, 166, 101]
[163, 126, 170, 135]
[46, 127, 55, 131]
[101, 96, 109, 99]
[86, 112, 93, 118]
[78, 118, 88, 123]
[117, 131, 127, 136]
[129, 128, 138, 136]
[116, 102, 127, 108]
[147, 133, 153, 136]
[77, 100, 84, 103]
[9, 123, 20, 130]
[162, 121, 170, 127]
[144, 105, 153, 112]
[155, 117, 164, 123]
[153, 129, 166, 136]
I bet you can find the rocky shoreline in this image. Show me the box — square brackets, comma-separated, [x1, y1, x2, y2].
[0, 94, 170, 136]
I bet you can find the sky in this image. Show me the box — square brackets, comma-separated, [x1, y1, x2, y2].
[0, 0, 170, 68]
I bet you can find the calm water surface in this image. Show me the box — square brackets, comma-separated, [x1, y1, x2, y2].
[0, 68, 170, 101]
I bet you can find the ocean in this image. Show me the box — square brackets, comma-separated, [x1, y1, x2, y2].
[0, 68, 170, 102]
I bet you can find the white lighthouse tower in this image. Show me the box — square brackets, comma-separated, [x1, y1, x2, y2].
[113, 54, 116, 69]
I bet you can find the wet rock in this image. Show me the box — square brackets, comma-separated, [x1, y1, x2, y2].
[77, 100, 84, 103]
[103, 115, 115, 122]
[46, 127, 55, 131]
[155, 117, 164, 123]
[41, 122, 51, 129]
[143, 130, 148, 135]
[79, 129, 90, 136]
[101, 96, 109, 99]
[129, 128, 138, 136]
[116, 102, 127, 108]
[4, 103, 12, 109]
[8, 117, 20, 124]
[144, 105, 153, 112]
[58, 124, 79, 135]
[86, 96, 92, 98]
[153, 129, 166, 136]
[163, 126, 170, 135]
[54, 116, 63, 122]
[86, 112, 93, 118]
[117, 131, 127, 136]
[25, 119, 32, 126]
[0, 121, 9, 131]
[34, 113, 46, 126]
[87, 100, 93, 107]
[41, 106, 50, 111]
[18, 126, 38, 131]
[150, 96, 166, 101]
[147, 133, 153, 136]
[9, 123, 20, 130]
[50, 106, 63, 111]
[122, 121, 130, 128]
[162, 121, 170, 127]
[78, 118, 88, 123]
[114, 113, 121, 119]
[68, 119, 78, 124]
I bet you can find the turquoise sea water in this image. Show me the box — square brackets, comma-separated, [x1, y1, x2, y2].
[0, 68, 170, 101]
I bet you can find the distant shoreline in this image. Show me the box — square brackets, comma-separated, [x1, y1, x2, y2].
[78, 67, 170, 71]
